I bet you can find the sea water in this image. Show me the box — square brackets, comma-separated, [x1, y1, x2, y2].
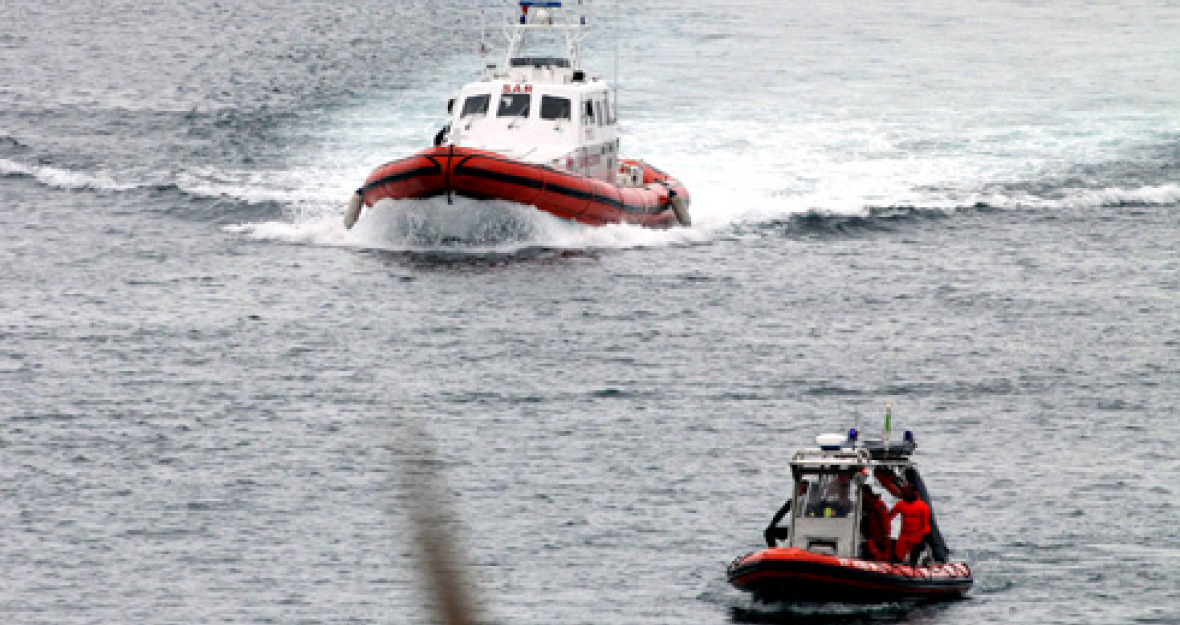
[1, 1, 1177, 623]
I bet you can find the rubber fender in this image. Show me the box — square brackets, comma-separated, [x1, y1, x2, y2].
[669, 192, 691, 226]
[344, 191, 363, 229]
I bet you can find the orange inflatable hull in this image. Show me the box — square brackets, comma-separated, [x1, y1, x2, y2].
[728, 547, 973, 603]
[354, 147, 689, 228]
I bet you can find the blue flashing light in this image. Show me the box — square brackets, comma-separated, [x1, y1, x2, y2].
[521, 1, 563, 7]
[903, 430, 914, 443]
[848, 428, 858, 441]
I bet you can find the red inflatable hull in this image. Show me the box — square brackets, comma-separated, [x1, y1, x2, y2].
[728, 548, 972, 603]
[355, 147, 689, 228]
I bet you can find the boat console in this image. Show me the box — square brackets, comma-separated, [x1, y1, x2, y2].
[771, 429, 933, 562]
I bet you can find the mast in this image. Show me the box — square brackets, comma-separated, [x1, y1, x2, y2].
[501, 0, 593, 69]
[613, 0, 620, 117]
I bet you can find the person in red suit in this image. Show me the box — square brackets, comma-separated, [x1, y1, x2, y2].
[859, 485, 890, 561]
[888, 484, 931, 565]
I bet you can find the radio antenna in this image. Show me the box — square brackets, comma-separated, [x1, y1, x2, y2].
[614, 0, 621, 124]
[479, 6, 488, 59]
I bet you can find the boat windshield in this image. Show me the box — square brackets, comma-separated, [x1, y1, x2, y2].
[461, 94, 490, 118]
[540, 95, 571, 121]
[799, 472, 858, 519]
[497, 93, 531, 118]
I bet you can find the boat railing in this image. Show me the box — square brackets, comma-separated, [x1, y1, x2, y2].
[791, 447, 872, 468]
[510, 56, 572, 68]
[502, 0, 592, 70]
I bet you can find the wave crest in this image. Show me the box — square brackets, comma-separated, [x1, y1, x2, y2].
[0, 158, 140, 192]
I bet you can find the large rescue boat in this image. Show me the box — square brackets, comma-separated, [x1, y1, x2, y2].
[345, 0, 691, 230]
[727, 422, 973, 604]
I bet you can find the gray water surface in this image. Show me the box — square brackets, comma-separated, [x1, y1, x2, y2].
[2, 1, 1178, 624]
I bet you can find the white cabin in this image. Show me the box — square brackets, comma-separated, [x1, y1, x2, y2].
[443, 1, 623, 184]
[763, 430, 951, 565]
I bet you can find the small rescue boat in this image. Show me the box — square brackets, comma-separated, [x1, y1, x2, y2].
[345, 1, 691, 230]
[727, 420, 973, 604]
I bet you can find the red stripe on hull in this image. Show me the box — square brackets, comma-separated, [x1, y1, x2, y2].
[731, 569, 971, 595]
[358, 147, 688, 229]
[728, 548, 972, 603]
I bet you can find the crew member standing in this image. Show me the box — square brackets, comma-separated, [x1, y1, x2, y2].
[888, 484, 931, 565]
[859, 485, 889, 561]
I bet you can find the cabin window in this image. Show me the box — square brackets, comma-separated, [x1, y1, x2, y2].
[540, 96, 571, 121]
[497, 93, 531, 118]
[595, 99, 604, 126]
[583, 99, 594, 124]
[800, 473, 857, 519]
[603, 98, 615, 125]
[460, 94, 490, 118]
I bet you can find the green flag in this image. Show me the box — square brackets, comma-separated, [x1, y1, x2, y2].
[884, 403, 892, 440]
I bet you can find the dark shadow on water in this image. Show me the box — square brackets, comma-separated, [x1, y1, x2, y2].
[744, 205, 963, 239]
[730, 598, 965, 624]
[361, 245, 599, 271]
